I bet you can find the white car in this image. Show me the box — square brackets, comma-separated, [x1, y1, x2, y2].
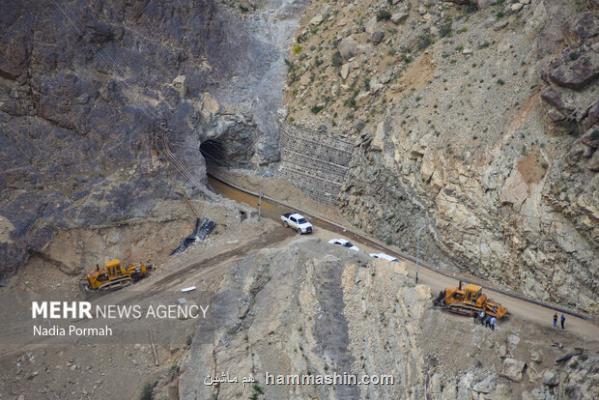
[369, 252, 398, 262]
[328, 238, 360, 252]
[281, 212, 313, 234]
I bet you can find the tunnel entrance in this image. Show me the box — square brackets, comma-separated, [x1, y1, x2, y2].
[199, 135, 256, 171]
[200, 139, 227, 169]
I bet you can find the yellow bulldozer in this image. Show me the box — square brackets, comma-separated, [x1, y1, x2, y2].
[434, 282, 509, 320]
[79, 259, 153, 294]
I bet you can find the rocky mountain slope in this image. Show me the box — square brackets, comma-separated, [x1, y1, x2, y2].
[0, 0, 306, 275]
[3, 226, 597, 400]
[282, 0, 599, 313]
[1, 0, 597, 317]
[178, 238, 599, 400]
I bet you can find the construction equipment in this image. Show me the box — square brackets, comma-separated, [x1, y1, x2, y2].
[434, 282, 509, 320]
[79, 259, 153, 293]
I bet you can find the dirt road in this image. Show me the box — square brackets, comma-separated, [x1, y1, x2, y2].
[207, 173, 599, 343]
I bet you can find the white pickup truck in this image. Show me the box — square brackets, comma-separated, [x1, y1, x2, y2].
[281, 212, 313, 234]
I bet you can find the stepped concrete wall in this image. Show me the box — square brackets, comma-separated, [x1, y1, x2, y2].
[280, 125, 354, 204]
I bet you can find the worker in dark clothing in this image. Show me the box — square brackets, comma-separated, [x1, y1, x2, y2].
[485, 316, 491, 328]
[560, 314, 566, 329]
[553, 313, 558, 328]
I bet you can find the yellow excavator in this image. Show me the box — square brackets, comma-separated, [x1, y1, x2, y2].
[434, 282, 509, 320]
[79, 259, 153, 294]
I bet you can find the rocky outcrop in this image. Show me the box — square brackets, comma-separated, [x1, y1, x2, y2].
[0, 0, 307, 276]
[178, 238, 599, 399]
[283, 0, 599, 313]
[280, 124, 353, 204]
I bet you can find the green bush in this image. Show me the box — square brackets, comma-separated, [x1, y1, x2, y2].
[439, 22, 452, 38]
[418, 33, 433, 49]
[310, 105, 323, 114]
[465, 3, 478, 13]
[376, 10, 392, 21]
[332, 51, 343, 67]
[140, 382, 156, 400]
[168, 364, 180, 381]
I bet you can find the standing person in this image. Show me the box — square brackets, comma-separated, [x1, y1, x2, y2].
[490, 317, 497, 331]
[560, 314, 566, 330]
[553, 313, 558, 328]
[479, 311, 485, 325]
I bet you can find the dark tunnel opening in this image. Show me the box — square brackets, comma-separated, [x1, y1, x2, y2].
[200, 139, 227, 169]
[200, 136, 256, 171]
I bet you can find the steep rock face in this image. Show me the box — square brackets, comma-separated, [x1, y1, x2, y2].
[0, 0, 306, 275]
[179, 239, 599, 400]
[283, 0, 599, 312]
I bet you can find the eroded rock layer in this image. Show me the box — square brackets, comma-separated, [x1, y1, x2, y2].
[282, 0, 599, 313]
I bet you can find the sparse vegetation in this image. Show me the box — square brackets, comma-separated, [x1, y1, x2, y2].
[376, 9, 392, 21]
[418, 33, 433, 49]
[331, 51, 343, 68]
[310, 105, 323, 114]
[168, 364, 180, 381]
[250, 383, 265, 400]
[140, 382, 156, 400]
[465, 3, 478, 13]
[291, 44, 303, 55]
[439, 20, 453, 38]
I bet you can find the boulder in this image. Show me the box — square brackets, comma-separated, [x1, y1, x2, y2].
[494, 20, 509, 31]
[473, 374, 497, 393]
[507, 333, 520, 350]
[371, 31, 385, 45]
[588, 149, 599, 171]
[340, 63, 350, 80]
[572, 12, 599, 41]
[530, 350, 543, 363]
[338, 36, 359, 60]
[548, 51, 599, 90]
[543, 369, 560, 387]
[540, 87, 574, 115]
[391, 12, 409, 24]
[310, 14, 323, 26]
[511, 3, 524, 12]
[581, 126, 599, 148]
[500, 358, 527, 382]
[582, 100, 599, 130]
